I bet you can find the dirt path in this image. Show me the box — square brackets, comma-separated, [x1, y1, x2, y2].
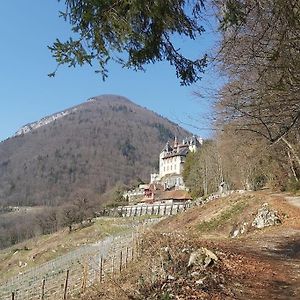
[228, 193, 300, 299]
[231, 228, 300, 299]
[163, 191, 300, 299]
[285, 196, 300, 208]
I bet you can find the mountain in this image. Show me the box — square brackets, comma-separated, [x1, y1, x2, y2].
[0, 95, 191, 206]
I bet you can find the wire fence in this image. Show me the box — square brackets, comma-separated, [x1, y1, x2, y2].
[0, 219, 157, 300]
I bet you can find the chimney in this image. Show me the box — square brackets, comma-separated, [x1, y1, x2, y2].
[174, 136, 178, 148]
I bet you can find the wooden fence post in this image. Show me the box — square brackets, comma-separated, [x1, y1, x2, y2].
[140, 239, 143, 256]
[99, 256, 103, 283]
[63, 270, 69, 300]
[41, 278, 46, 300]
[112, 255, 115, 278]
[164, 205, 167, 215]
[81, 259, 88, 293]
[125, 247, 129, 268]
[11, 292, 15, 300]
[135, 238, 139, 258]
[170, 204, 173, 215]
[132, 236, 135, 260]
[119, 251, 123, 273]
[157, 205, 161, 215]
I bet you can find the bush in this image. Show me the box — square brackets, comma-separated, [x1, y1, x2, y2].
[287, 179, 300, 193]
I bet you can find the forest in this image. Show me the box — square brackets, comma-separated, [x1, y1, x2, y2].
[183, 0, 300, 197]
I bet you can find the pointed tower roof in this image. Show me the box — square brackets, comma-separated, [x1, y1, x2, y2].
[163, 141, 173, 152]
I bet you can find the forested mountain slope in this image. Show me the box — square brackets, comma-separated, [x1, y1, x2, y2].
[0, 95, 190, 206]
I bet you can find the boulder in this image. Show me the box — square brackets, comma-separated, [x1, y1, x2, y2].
[230, 222, 249, 238]
[188, 247, 218, 269]
[252, 203, 281, 229]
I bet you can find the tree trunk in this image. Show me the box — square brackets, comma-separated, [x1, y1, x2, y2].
[282, 137, 300, 169]
[287, 151, 299, 182]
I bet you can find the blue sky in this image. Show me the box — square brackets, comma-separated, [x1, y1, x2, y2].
[0, 1, 221, 142]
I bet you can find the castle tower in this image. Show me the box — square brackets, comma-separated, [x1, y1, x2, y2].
[174, 136, 178, 148]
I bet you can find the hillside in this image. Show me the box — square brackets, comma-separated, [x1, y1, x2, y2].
[83, 191, 300, 300]
[0, 95, 190, 206]
[1, 191, 299, 299]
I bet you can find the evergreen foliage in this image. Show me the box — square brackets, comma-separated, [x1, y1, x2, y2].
[50, 0, 207, 85]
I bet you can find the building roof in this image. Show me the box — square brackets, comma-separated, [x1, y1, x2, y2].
[160, 190, 192, 201]
[162, 146, 189, 159]
[188, 135, 202, 147]
[163, 141, 173, 152]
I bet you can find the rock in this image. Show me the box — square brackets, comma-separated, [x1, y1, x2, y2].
[188, 247, 218, 269]
[240, 222, 248, 234]
[181, 248, 190, 253]
[230, 222, 249, 238]
[195, 277, 206, 285]
[18, 261, 27, 268]
[191, 271, 200, 277]
[252, 203, 281, 229]
[230, 226, 240, 238]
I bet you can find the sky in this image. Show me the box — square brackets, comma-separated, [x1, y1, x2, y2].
[0, 1, 222, 142]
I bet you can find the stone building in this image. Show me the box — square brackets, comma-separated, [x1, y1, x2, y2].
[125, 135, 202, 203]
[152, 136, 202, 189]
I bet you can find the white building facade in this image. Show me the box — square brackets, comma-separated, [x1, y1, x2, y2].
[157, 136, 202, 189]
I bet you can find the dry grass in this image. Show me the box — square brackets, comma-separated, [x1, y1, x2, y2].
[0, 217, 133, 282]
[79, 192, 300, 300]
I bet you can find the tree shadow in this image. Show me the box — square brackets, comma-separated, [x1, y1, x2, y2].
[267, 237, 300, 260]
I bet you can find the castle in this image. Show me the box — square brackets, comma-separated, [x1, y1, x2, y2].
[151, 136, 202, 189]
[124, 136, 202, 203]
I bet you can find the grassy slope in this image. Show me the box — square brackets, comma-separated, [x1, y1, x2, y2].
[0, 217, 133, 281]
